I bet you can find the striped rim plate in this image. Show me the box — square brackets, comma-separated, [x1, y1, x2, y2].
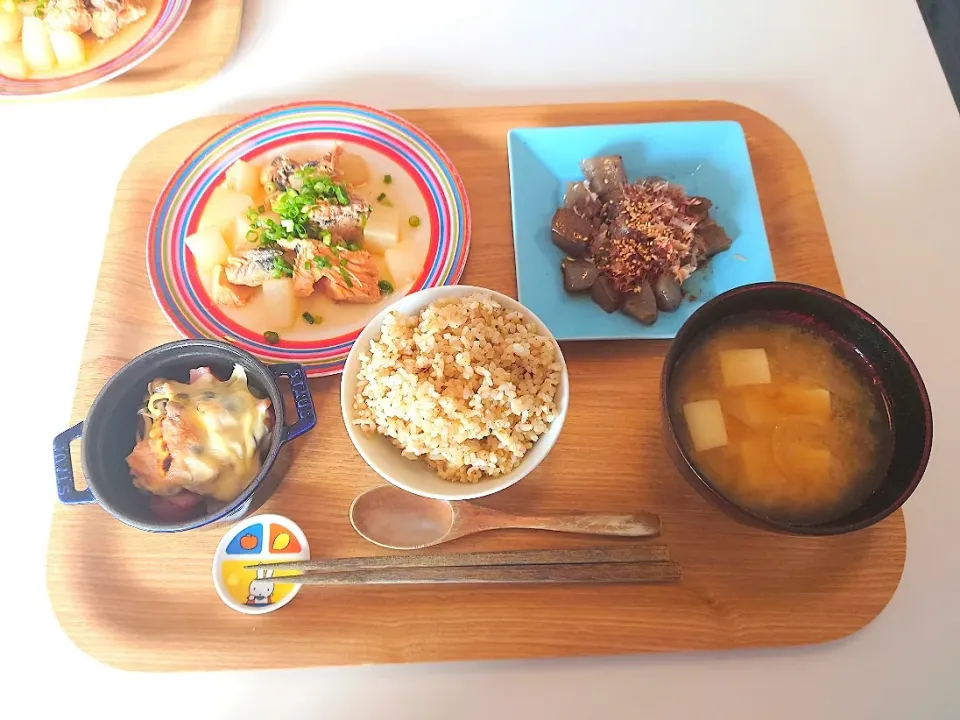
[147, 101, 472, 377]
[0, 0, 191, 98]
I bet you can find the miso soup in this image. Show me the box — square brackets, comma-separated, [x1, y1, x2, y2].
[669, 315, 893, 525]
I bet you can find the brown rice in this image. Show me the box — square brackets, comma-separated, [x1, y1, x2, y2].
[352, 293, 562, 482]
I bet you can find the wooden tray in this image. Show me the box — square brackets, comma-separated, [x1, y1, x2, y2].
[69, 0, 240, 100]
[47, 101, 906, 672]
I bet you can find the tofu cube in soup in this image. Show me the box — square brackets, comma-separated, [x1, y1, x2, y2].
[363, 204, 400, 254]
[261, 277, 298, 328]
[719, 349, 772, 387]
[185, 227, 231, 269]
[682, 399, 729, 452]
[200, 188, 255, 233]
[550, 208, 593, 257]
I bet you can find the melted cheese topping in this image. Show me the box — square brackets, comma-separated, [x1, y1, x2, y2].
[134, 365, 272, 502]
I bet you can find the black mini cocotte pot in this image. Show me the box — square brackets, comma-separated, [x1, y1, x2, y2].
[52, 339, 316, 532]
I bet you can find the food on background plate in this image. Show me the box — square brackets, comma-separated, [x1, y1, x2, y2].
[187, 146, 427, 344]
[550, 156, 732, 325]
[0, 0, 148, 78]
[669, 316, 893, 525]
[352, 293, 562, 483]
[126, 364, 274, 522]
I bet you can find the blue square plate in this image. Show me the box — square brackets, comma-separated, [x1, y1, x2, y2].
[507, 121, 775, 340]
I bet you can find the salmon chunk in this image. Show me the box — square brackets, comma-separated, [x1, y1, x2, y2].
[280, 238, 381, 303]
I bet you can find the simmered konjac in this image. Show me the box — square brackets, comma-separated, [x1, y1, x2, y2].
[669, 317, 893, 524]
[551, 156, 732, 325]
[186, 147, 423, 343]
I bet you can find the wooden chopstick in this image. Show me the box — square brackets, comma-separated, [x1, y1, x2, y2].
[245, 545, 670, 573]
[271, 561, 681, 586]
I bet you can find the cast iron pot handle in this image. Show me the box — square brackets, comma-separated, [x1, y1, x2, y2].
[52, 422, 95, 505]
[269, 363, 317, 444]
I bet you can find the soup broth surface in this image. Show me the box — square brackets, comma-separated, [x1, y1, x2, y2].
[670, 315, 892, 524]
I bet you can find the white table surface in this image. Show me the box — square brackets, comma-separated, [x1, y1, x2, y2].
[3, 0, 959, 717]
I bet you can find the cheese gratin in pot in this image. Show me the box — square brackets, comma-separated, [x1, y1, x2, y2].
[51, 340, 316, 532]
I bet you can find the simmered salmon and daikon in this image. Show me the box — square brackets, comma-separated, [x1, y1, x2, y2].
[186, 145, 429, 344]
[0, 0, 153, 78]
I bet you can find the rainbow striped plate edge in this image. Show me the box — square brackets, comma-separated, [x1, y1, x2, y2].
[146, 101, 471, 377]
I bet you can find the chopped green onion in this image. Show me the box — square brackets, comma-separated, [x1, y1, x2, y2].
[408, 215, 420, 228]
[383, 174, 392, 184]
[302, 312, 317, 325]
[380, 198, 393, 207]
[313, 255, 331, 269]
[263, 331, 280, 345]
[272, 256, 294, 277]
[338, 267, 354, 288]
[239, 165, 358, 253]
[376, 192, 387, 202]
[340, 257, 349, 267]
[346, 242, 362, 251]
[304, 260, 313, 270]
[378, 280, 395, 294]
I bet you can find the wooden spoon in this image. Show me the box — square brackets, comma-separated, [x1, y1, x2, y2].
[349, 485, 661, 550]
